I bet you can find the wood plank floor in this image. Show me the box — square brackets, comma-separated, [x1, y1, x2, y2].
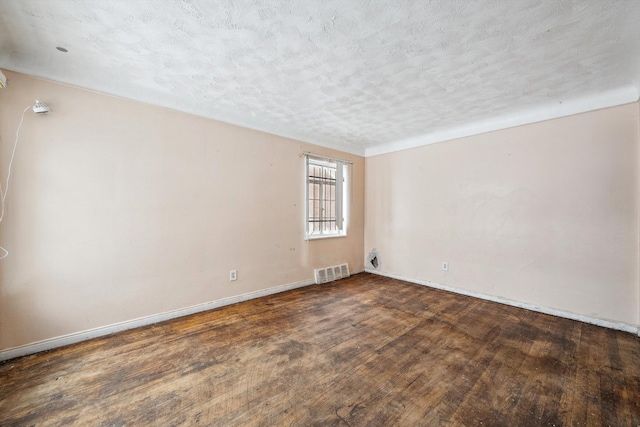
[1, 273, 639, 426]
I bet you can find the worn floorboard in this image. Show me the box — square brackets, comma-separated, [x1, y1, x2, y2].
[1, 273, 639, 426]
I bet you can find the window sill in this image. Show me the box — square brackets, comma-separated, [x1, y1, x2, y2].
[305, 234, 347, 241]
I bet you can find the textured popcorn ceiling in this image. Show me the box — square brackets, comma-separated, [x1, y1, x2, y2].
[0, 0, 638, 156]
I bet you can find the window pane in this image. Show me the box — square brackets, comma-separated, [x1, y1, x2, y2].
[307, 158, 345, 237]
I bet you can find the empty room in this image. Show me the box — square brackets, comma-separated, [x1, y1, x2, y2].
[1, 0, 639, 425]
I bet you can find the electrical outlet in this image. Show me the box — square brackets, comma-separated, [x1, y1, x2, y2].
[229, 270, 237, 281]
[442, 262, 448, 271]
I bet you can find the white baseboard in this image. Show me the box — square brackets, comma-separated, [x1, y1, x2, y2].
[0, 277, 321, 362]
[365, 268, 639, 335]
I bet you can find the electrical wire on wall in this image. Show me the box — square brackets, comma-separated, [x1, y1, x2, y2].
[0, 106, 30, 259]
[0, 100, 50, 259]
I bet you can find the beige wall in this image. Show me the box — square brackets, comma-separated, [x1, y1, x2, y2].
[1, 69, 638, 352]
[366, 103, 640, 327]
[0, 71, 365, 350]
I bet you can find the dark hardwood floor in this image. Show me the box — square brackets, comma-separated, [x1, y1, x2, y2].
[1, 273, 639, 426]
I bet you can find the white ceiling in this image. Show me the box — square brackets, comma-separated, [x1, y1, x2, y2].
[0, 0, 638, 156]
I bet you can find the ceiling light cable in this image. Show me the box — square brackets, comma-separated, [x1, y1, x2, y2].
[0, 105, 32, 260]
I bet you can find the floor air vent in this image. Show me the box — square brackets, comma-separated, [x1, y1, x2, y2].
[314, 263, 350, 284]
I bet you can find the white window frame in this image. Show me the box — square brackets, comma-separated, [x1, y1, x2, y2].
[305, 154, 349, 240]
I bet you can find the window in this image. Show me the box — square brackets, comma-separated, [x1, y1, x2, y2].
[305, 154, 349, 239]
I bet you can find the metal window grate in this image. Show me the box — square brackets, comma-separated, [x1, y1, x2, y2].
[307, 160, 338, 236]
[305, 154, 348, 239]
